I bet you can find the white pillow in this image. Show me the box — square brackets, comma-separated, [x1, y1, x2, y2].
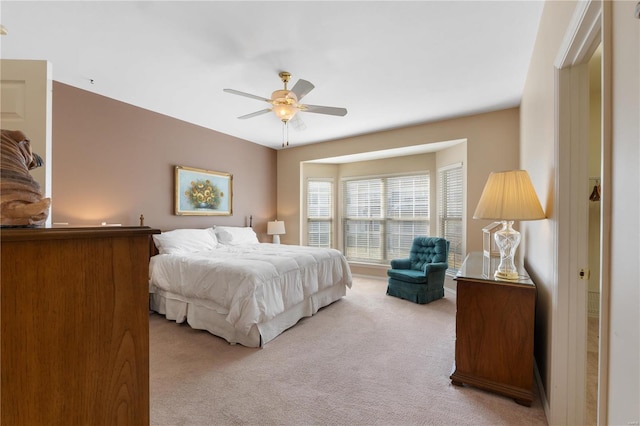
[215, 226, 259, 245]
[153, 228, 218, 255]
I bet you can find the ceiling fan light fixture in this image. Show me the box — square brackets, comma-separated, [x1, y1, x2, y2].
[271, 89, 297, 102]
[271, 89, 298, 121]
[273, 103, 298, 122]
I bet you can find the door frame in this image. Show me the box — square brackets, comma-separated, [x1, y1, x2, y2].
[551, 0, 611, 424]
[0, 60, 52, 200]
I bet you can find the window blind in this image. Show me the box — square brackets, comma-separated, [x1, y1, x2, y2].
[438, 163, 463, 274]
[386, 175, 429, 260]
[343, 174, 429, 264]
[343, 179, 383, 260]
[307, 180, 332, 248]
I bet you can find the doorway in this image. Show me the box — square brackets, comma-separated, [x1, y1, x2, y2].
[552, 0, 610, 424]
[585, 43, 602, 426]
[0, 59, 52, 200]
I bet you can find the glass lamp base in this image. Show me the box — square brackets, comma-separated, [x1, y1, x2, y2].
[494, 220, 521, 281]
[494, 269, 520, 281]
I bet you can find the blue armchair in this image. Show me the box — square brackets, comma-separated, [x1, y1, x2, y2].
[387, 237, 450, 304]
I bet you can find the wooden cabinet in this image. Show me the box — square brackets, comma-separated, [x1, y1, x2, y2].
[1, 226, 159, 425]
[450, 252, 536, 406]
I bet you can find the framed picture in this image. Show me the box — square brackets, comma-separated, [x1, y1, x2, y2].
[175, 165, 232, 216]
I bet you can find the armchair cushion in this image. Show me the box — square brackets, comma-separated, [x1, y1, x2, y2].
[387, 268, 428, 284]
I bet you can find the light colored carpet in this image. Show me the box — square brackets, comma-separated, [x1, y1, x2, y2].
[586, 316, 599, 425]
[150, 276, 548, 425]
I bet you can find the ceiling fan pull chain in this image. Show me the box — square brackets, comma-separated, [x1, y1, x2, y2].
[282, 121, 289, 147]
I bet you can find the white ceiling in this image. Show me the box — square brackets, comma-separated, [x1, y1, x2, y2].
[1, 1, 544, 151]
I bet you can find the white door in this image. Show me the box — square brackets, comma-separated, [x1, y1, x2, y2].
[0, 59, 53, 204]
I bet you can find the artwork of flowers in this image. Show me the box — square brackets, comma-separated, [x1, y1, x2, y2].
[186, 179, 221, 209]
[175, 166, 232, 215]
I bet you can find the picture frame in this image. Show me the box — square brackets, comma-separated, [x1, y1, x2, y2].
[482, 221, 502, 258]
[175, 165, 233, 216]
[482, 221, 502, 278]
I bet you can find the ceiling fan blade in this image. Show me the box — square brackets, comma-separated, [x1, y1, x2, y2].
[291, 79, 314, 101]
[300, 104, 347, 117]
[223, 88, 271, 103]
[238, 109, 272, 119]
[290, 114, 307, 131]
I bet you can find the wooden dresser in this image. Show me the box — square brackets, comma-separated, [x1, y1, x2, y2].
[1, 226, 160, 425]
[450, 252, 536, 406]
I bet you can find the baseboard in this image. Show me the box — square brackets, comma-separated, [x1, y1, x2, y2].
[534, 357, 551, 424]
[351, 273, 457, 298]
[351, 273, 386, 280]
[348, 263, 389, 278]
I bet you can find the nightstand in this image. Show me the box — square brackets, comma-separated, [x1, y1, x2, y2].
[450, 252, 536, 406]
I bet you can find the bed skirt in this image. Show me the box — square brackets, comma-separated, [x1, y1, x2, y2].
[149, 283, 347, 348]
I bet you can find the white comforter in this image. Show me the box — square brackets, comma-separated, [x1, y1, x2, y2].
[149, 243, 352, 335]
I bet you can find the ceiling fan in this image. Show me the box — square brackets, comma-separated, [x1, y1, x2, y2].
[223, 71, 347, 146]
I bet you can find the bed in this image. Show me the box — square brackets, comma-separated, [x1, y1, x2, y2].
[148, 226, 352, 347]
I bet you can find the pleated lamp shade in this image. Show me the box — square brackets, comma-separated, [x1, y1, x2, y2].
[473, 170, 546, 221]
[267, 220, 286, 244]
[267, 220, 286, 235]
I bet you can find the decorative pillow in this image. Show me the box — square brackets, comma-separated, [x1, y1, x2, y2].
[153, 228, 218, 255]
[214, 226, 259, 245]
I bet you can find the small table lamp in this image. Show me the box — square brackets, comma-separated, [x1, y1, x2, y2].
[267, 220, 286, 244]
[473, 170, 546, 280]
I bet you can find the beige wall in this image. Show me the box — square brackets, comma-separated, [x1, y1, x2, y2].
[278, 108, 519, 260]
[51, 82, 277, 238]
[519, 2, 577, 410]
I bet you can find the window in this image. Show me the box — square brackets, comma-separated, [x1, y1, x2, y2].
[343, 179, 382, 260]
[438, 163, 463, 275]
[343, 174, 429, 263]
[307, 180, 332, 248]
